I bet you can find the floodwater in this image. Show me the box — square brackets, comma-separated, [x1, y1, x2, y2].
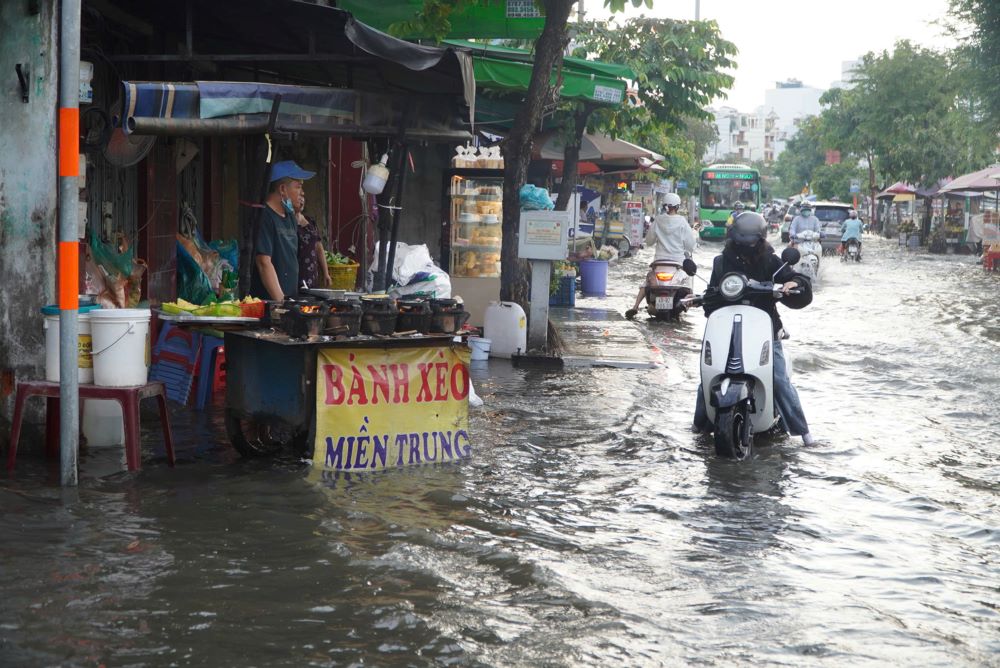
[2, 237, 998, 667]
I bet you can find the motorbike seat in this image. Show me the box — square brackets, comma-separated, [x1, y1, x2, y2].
[650, 260, 681, 269]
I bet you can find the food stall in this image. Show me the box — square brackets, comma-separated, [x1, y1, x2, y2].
[101, 1, 481, 471]
[159, 295, 472, 471]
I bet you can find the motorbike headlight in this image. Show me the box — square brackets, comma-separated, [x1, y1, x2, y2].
[719, 274, 747, 299]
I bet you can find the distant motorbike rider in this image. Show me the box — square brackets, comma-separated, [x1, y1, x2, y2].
[726, 200, 746, 227]
[626, 193, 695, 319]
[788, 203, 821, 246]
[840, 209, 863, 252]
[692, 212, 817, 445]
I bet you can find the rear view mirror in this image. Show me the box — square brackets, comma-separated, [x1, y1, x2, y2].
[781, 247, 801, 266]
[682, 258, 698, 276]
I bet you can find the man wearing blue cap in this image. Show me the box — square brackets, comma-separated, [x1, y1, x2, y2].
[251, 160, 316, 300]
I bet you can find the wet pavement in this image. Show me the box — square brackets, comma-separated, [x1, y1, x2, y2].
[549, 306, 661, 369]
[1, 235, 998, 667]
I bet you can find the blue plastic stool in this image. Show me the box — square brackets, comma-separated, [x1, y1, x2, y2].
[195, 335, 224, 410]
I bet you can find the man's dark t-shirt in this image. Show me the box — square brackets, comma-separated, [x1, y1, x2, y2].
[251, 206, 299, 299]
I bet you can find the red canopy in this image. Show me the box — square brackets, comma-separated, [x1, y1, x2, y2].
[551, 160, 601, 177]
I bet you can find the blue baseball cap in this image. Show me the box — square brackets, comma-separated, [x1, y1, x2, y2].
[269, 160, 315, 182]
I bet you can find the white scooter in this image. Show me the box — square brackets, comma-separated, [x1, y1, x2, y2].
[685, 247, 803, 460]
[644, 258, 698, 320]
[792, 229, 821, 282]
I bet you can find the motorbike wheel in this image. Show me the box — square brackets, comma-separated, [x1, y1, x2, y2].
[225, 408, 308, 458]
[713, 404, 753, 460]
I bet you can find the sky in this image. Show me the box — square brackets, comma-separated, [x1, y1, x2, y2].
[588, 0, 957, 110]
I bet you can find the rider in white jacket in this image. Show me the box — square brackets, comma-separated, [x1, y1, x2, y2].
[625, 193, 696, 319]
[788, 203, 821, 245]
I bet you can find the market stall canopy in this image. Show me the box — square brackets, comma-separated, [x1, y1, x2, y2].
[879, 181, 917, 196]
[535, 132, 664, 163]
[332, 0, 546, 39]
[447, 39, 634, 108]
[121, 81, 470, 141]
[938, 165, 1000, 193]
[101, 0, 474, 137]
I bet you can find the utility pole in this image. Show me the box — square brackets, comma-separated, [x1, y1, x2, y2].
[58, 0, 82, 486]
[695, 0, 700, 20]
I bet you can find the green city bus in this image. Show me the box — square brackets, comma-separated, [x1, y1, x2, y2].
[698, 163, 761, 240]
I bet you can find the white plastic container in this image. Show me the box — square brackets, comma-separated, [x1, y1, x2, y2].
[484, 301, 527, 359]
[82, 399, 125, 447]
[90, 308, 151, 387]
[468, 336, 491, 361]
[43, 306, 97, 383]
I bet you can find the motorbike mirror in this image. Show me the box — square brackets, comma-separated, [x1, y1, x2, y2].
[781, 247, 801, 266]
[682, 258, 698, 276]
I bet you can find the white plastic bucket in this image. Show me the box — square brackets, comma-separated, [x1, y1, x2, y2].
[469, 336, 491, 361]
[43, 309, 96, 383]
[90, 309, 151, 387]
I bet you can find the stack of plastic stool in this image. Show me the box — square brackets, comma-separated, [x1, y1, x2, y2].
[149, 323, 201, 404]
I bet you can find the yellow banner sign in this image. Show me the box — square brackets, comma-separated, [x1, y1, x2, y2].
[314, 345, 471, 471]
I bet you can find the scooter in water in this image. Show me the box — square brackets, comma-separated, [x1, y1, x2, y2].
[684, 247, 802, 460]
[645, 257, 698, 320]
[842, 238, 861, 263]
[792, 230, 821, 281]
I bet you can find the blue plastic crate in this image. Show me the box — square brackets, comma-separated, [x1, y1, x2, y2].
[549, 274, 576, 307]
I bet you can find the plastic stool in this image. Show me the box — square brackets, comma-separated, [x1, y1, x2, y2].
[7, 380, 176, 472]
[195, 335, 224, 410]
[211, 347, 226, 394]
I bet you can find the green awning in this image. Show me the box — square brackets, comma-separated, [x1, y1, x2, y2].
[446, 40, 633, 108]
[333, 1, 546, 39]
[446, 40, 636, 80]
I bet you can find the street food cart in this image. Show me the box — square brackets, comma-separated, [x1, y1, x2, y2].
[224, 329, 471, 471]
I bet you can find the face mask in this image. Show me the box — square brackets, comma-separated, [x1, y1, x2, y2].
[281, 194, 295, 216]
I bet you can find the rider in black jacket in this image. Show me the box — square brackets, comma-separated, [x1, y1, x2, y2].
[694, 212, 817, 445]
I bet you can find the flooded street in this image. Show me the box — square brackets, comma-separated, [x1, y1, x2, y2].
[2, 237, 998, 667]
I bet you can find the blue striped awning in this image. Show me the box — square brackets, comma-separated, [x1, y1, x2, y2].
[121, 81, 356, 134]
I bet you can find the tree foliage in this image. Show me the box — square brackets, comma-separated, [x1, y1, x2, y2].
[822, 41, 992, 185]
[948, 0, 1000, 133]
[550, 17, 736, 208]
[772, 116, 826, 198]
[575, 18, 737, 135]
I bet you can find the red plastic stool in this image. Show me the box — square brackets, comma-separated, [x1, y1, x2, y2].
[7, 380, 176, 473]
[211, 347, 226, 394]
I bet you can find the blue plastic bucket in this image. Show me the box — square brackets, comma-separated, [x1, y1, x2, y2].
[579, 259, 609, 296]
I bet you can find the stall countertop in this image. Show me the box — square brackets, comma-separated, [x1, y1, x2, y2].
[226, 328, 463, 348]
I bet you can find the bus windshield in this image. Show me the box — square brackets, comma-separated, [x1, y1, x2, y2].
[700, 170, 759, 210]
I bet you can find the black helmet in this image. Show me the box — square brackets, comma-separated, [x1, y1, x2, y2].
[728, 211, 767, 246]
[733, 201, 746, 211]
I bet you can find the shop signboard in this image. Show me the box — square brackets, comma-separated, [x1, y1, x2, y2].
[632, 182, 654, 197]
[626, 201, 644, 247]
[850, 179, 861, 193]
[315, 345, 472, 471]
[518, 210, 570, 260]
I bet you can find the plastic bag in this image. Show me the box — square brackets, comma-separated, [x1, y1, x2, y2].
[176, 238, 217, 305]
[85, 232, 146, 308]
[519, 184, 555, 211]
[389, 272, 451, 299]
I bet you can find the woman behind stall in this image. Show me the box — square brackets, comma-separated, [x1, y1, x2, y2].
[294, 193, 331, 289]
